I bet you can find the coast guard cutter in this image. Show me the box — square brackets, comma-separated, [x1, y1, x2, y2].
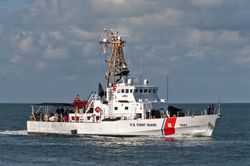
[27, 28, 220, 137]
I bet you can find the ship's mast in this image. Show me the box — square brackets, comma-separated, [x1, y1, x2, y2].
[100, 29, 129, 88]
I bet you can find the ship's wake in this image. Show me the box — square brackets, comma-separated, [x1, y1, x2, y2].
[0, 130, 28, 136]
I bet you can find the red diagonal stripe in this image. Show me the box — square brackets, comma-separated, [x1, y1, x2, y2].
[164, 117, 177, 135]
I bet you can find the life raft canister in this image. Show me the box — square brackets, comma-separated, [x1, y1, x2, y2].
[95, 107, 101, 113]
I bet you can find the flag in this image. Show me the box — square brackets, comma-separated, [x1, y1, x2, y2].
[101, 46, 106, 55]
[98, 82, 105, 98]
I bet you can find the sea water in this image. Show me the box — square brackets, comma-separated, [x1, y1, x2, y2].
[0, 103, 249, 166]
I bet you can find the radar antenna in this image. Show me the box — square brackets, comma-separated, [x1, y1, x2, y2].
[100, 28, 129, 88]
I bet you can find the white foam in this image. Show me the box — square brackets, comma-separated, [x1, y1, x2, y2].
[0, 130, 28, 136]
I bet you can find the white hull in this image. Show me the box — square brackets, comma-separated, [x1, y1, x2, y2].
[27, 114, 218, 137]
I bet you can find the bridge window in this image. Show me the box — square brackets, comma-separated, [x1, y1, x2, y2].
[153, 89, 157, 93]
[144, 89, 148, 93]
[130, 89, 133, 93]
[148, 89, 152, 93]
[125, 106, 128, 110]
[134, 89, 138, 93]
[121, 89, 124, 93]
[114, 107, 118, 110]
[126, 89, 129, 93]
[139, 89, 143, 93]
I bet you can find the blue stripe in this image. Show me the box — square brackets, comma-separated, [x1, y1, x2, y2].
[161, 118, 166, 136]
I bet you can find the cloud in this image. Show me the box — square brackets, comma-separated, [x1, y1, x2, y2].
[186, 49, 207, 59]
[48, 31, 63, 40]
[44, 45, 68, 60]
[38, 32, 49, 48]
[234, 46, 250, 66]
[9, 55, 22, 64]
[217, 31, 246, 45]
[190, 0, 224, 7]
[18, 35, 33, 54]
[69, 26, 95, 41]
[90, 0, 159, 17]
[1, 0, 250, 102]
[125, 8, 184, 27]
[182, 29, 239, 47]
[11, 31, 35, 55]
[181, 29, 214, 46]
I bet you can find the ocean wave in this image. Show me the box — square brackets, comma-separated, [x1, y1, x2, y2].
[0, 130, 28, 136]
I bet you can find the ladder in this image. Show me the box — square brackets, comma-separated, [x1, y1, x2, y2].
[85, 91, 98, 114]
[108, 100, 113, 117]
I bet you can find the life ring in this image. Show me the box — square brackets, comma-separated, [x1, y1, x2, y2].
[95, 107, 101, 113]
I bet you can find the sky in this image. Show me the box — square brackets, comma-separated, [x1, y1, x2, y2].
[0, 0, 250, 103]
